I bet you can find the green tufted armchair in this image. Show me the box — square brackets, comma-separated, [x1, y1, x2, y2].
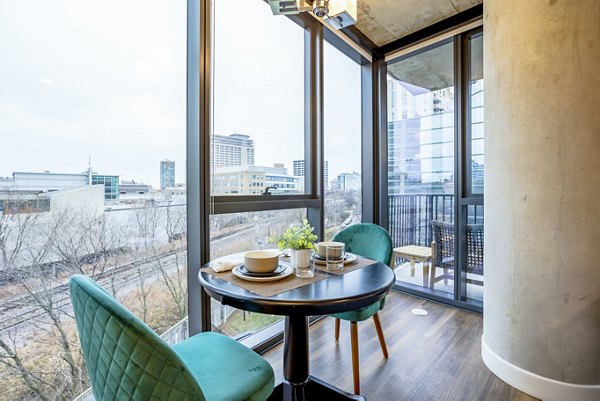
[69, 274, 274, 401]
[329, 223, 393, 395]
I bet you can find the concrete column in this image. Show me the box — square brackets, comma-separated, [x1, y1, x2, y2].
[482, 1, 600, 400]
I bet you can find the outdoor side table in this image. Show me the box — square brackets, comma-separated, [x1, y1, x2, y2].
[392, 245, 433, 288]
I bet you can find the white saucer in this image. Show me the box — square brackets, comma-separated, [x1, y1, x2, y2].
[313, 252, 357, 265]
[232, 264, 294, 282]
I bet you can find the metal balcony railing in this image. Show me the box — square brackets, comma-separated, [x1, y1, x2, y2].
[388, 194, 483, 248]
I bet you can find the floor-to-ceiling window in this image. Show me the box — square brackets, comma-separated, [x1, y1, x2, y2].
[0, 1, 187, 399]
[209, 0, 309, 338]
[323, 41, 362, 240]
[464, 30, 484, 302]
[387, 39, 456, 297]
[386, 28, 484, 310]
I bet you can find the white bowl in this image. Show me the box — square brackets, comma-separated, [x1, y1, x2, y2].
[316, 241, 345, 259]
[244, 250, 280, 273]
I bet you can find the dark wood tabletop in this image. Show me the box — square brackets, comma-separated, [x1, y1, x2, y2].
[198, 261, 396, 316]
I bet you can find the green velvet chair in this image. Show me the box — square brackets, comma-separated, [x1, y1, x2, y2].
[69, 274, 274, 401]
[330, 223, 393, 395]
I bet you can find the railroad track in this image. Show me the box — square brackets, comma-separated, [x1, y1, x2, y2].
[0, 247, 185, 334]
[0, 215, 292, 334]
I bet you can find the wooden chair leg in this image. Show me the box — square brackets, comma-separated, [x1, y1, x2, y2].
[350, 322, 360, 395]
[372, 313, 388, 358]
[430, 263, 437, 289]
[334, 318, 340, 341]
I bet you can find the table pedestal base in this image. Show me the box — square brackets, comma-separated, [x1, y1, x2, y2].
[267, 376, 366, 401]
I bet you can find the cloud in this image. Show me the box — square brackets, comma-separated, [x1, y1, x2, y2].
[40, 78, 55, 86]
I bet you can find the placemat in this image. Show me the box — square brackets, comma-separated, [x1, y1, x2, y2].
[201, 256, 377, 297]
[201, 265, 327, 297]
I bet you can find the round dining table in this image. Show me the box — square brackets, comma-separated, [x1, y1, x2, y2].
[199, 259, 396, 401]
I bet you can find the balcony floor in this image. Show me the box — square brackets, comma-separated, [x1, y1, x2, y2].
[394, 262, 484, 302]
[262, 291, 537, 401]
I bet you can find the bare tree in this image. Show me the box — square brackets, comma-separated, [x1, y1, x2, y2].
[0, 331, 53, 401]
[0, 211, 40, 273]
[0, 199, 191, 400]
[49, 208, 126, 280]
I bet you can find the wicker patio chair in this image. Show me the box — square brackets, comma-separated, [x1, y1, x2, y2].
[430, 220, 484, 288]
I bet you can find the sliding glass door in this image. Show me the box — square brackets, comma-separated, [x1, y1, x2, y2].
[386, 28, 484, 310]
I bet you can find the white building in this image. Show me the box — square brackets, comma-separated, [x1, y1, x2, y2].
[292, 159, 329, 190]
[212, 164, 300, 195]
[212, 133, 255, 168]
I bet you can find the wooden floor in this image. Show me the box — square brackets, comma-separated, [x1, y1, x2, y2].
[263, 292, 538, 401]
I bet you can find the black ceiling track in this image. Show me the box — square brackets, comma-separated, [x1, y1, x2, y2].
[340, 24, 379, 57]
[375, 4, 483, 57]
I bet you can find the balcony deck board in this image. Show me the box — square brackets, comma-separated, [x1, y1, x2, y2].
[262, 291, 538, 401]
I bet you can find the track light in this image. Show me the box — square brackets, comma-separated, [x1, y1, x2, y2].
[268, 0, 357, 29]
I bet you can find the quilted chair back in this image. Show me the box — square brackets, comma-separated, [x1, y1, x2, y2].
[69, 274, 207, 401]
[333, 223, 393, 266]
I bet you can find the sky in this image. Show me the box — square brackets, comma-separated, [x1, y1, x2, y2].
[0, 0, 361, 189]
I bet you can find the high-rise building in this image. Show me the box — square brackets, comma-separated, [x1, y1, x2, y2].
[160, 159, 175, 190]
[336, 172, 361, 192]
[292, 160, 305, 177]
[212, 133, 255, 168]
[292, 160, 329, 190]
[386, 76, 463, 195]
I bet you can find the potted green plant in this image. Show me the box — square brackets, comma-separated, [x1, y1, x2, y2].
[271, 219, 317, 277]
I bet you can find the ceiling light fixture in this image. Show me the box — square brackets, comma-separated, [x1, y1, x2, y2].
[268, 0, 357, 30]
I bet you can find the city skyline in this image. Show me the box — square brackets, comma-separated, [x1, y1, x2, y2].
[0, 0, 360, 189]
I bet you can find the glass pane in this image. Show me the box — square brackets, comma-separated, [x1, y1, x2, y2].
[323, 42, 362, 240]
[212, 0, 304, 196]
[470, 32, 484, 194]
[465, 205, 484, 302]
[209, 209, 306, 337]
[0, 1, 186, 399]
[386, 41, 455, 296]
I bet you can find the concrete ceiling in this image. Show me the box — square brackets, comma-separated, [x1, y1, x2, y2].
[387, 32, 482, 91]
[355, 0, 482, 47]
[387, 41, 454, 91]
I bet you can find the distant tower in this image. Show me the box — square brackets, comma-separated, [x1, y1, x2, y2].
[293, 160, 305, 177]
[160, 159, 175, 190]
[293, 159, 329, 190]
[87, 156, 93, 185]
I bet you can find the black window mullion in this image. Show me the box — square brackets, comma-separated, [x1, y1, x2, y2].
[453, 34, 468, 302]
[187, 0, 212, 335]
[306, 21, 324, 240]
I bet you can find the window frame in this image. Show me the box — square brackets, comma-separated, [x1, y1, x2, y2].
[380, 24, 485, 313]
[187, 0, 374, 337]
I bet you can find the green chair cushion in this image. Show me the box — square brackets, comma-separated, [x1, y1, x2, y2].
[329, 300, 383, 322]
[173, 333, 274, 401]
